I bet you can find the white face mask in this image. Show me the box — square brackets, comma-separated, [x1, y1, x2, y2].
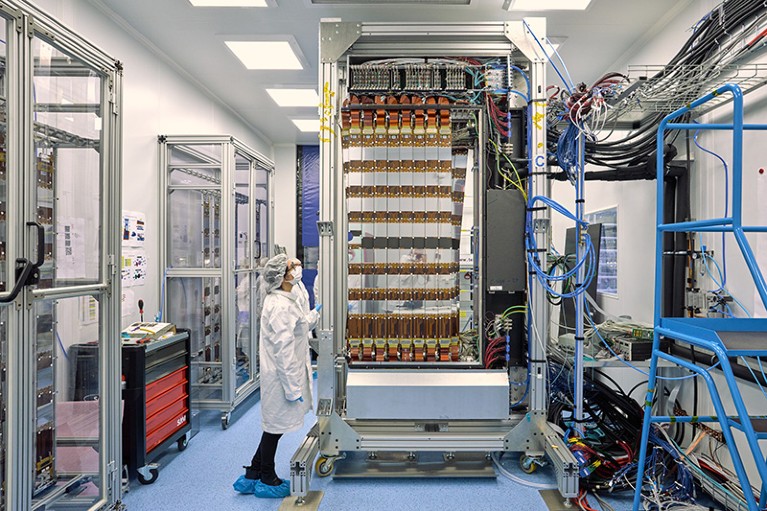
[291, 266, 303, 282]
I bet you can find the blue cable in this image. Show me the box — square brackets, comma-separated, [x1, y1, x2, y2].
[702, 252, 751, 317]
[557, 122, 579, 179]
[543, 37, 574, 91]
[56, 331, 68, 360]
[740, 357, 767, 402]
[694, 127, 728, 290]
[506, 89, 529, 103]
[508, 64, 531, 98]
[525, 196, 597, 298]
[521, 20, 573, 94]
[157, 267, 168, 322]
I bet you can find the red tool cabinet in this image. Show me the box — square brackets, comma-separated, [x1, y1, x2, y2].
[122, 329, 191, 484]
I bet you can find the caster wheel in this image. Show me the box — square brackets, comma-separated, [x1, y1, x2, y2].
[221, 413, 230, 430]
[177, 436, 189, 452]
[520, 455, 538, 474]
[315, 457, 334, 477]
[137, 468, 159, 485]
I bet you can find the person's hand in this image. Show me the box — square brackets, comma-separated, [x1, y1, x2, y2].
[315, 303, 323, 312]
[288, 395, 304, 403]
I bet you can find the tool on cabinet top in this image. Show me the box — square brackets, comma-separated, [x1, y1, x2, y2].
[122, 322, 176, 342]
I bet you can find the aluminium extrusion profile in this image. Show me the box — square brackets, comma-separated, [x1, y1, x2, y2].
[301, 17, 568, 490]
[542, 422, 579, 499]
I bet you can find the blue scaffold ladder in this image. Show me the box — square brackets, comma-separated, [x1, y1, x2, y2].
[633, 83, 767, 511]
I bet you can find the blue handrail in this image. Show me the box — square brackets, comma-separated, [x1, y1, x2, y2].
[653, 83, 767, 324]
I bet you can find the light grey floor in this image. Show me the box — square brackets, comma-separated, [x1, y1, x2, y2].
[122, 390, 635, 511]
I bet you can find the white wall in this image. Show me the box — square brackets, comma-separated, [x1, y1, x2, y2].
[550, 0, 767, 491]
[29, 0, 274, 330]
[273, 144, 297, 257]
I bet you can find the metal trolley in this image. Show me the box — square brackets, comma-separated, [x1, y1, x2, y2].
[290, 19, 579, 505]
[159, 135, 274, 429]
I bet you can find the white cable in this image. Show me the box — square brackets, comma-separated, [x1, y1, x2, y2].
[491, 453, 557, 490]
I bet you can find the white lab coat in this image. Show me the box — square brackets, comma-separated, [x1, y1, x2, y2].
[292, 280, 319, 331]
[259, 289, 312, 434]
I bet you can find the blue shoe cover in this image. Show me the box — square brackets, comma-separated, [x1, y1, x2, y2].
[233, 475, 258, 494]
[254, 479, 290, 498]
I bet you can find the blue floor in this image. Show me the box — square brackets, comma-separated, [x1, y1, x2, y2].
[122, 392, 635, 511]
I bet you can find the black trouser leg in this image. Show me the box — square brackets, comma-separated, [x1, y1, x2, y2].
[245, 431, 282, 483]
[244, 443, 263, 480]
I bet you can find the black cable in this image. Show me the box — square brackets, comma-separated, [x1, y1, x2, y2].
[550, 0, 767, 173]
[627, 380, 647, 399]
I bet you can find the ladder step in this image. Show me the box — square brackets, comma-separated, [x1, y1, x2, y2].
[729, 417, 767, 437]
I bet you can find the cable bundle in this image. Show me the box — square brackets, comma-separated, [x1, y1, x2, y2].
[548, 0, 767, 173]
[526, 196, 596, 298]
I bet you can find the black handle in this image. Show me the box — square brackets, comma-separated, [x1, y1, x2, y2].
[0, 258, 32, 303]
[27, 221, 44, 268]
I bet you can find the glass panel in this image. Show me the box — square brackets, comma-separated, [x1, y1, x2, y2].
[33, 295, 101, 509]
[168, 189, 221, 268]
[33, 37, 103, 288]
[255, 165, 269, 262]
[169, 166, 221, 187]
[234, 272, 252, 389]
[234, 154, 251, 270]
[168, 277, 222, 401]
[169, 144, 221, 166]
[0, 307, 6, 511]
[168, 142, 222, 189]
[0, 20, 7, 295]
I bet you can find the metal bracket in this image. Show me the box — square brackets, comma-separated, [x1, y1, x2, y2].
[533, 218, 549, 233]
[320, 22, 362, 63]
[504, 18, 547, 63]
[317, 221, 334, 237]
[317, 399, 333, 417]
[110, 74, 118, 115]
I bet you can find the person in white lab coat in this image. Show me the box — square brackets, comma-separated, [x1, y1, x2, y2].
[232, 254, 319, 498]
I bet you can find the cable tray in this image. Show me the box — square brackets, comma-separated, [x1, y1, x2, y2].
[607, 63, 767, 121]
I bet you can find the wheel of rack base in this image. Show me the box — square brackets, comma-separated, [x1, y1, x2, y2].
[137, 468, 159, 485]
[315, 457, 334, 477]
[520, 454, 538, 474]
[221, 413, 230, 430]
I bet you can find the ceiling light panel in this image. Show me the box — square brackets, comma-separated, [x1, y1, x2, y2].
[225, 41, 303, 70]
[292, 119, 320, 132]
[189, 0, 268, 6]
[266, 88, 320, 107]
[505, 0, 591, 10]
[311, 0, 469, 4]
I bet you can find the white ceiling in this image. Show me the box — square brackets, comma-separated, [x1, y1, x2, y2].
[94, 0, 688, 146]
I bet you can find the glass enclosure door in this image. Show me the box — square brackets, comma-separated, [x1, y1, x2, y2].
[234, 152, 253, 391]
[167, 143, 225, 405]
[0, 4, 120, 510]
[27, 32, 112, 510]
[0, 15, 10, 511]
[255, 163, 270, 263]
